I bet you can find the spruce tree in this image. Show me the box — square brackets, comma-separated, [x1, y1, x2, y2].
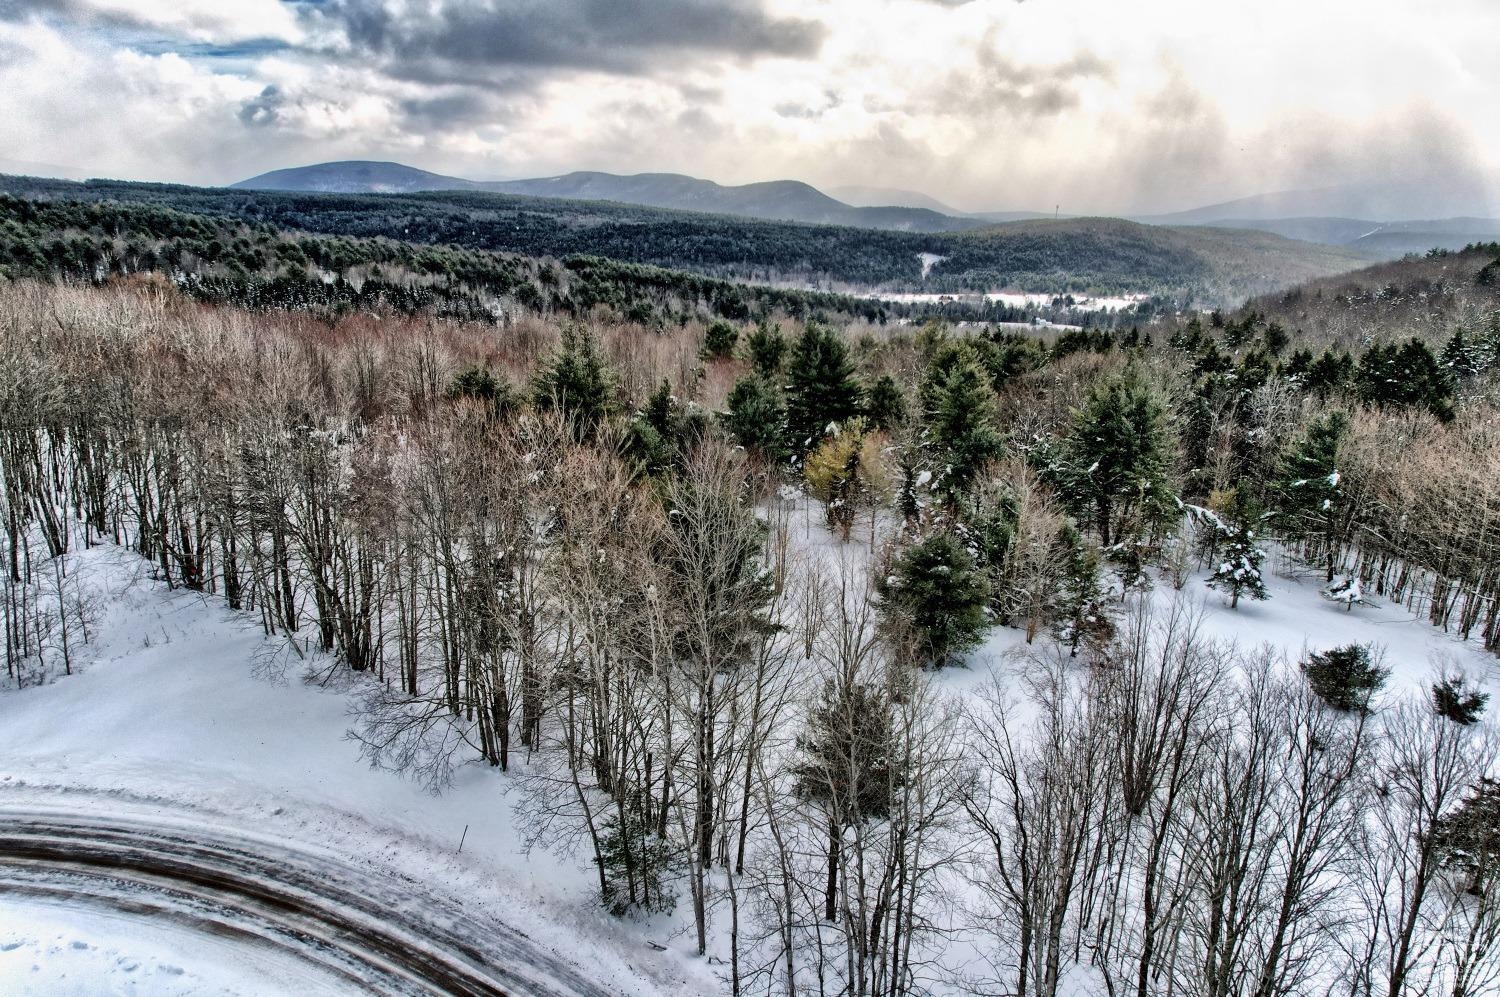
[1441, 329, 1488, 385]
[982, 334, 1046, 390]
[1305, 348, 1353, 398]
[965, 487, 1020, 614]
[878, 531, 990, 668]
[532, 326, 619, 436]
[747, 320, 787, 377]
[863, 373, 908, 431]
[1206, 491, 1269, 609]
[722, 374, 787, 464]
[785, 323, 861, 455]
[925, 348, 1004, 504]
[1356, 337, 1454, 420]
[1277, 410, 1348, 581]
[1056, 369, 1172, 548]
[597, 802, 679, 915]
[1052, 523, 1112, 655]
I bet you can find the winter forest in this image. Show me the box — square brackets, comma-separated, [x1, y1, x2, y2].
[3, 238, 1500, 995]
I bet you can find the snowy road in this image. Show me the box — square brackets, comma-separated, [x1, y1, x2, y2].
[0, 798, 619, 996]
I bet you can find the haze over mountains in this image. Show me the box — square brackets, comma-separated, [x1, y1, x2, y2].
[233, 161, 1500, 259]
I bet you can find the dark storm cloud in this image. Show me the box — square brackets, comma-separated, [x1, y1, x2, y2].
[398, 90, 493, 127]
[306, 0, 826, 81]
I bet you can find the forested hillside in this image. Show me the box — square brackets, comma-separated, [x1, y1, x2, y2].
[1244, 242, 1500, 346]
[0, 193, 899, 326]
[0, 175, 1368, 305]
[1, 192, 1146, 328]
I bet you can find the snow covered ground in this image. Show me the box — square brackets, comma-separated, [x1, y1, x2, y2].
[0, 545, 713, 996]
[2, 520, 1495, 995]
[863, 290, 1149, 313]
[944, 542, 1498, 705]
[1, 894, 355, 996]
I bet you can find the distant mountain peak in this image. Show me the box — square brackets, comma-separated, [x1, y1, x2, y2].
[232, 161, 475, 194]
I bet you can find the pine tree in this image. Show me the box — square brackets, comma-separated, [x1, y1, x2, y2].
[785, 323, 861, 456]
[1206, 490, 1268, 609]
[863, 373, 908, 431]
[628, 380, 706, 474]
[1302, 643, 1387, 713]
[746, 320, 787, 377]
[1277, 410, 1348, 581]
[1431, 777, 1500, 896]
[1433, 676, 1489, 724]
[722, 374, 787, 464]
[446, 366, 515, 419]
[1056, 369, 1173, 548]
[925, 348, 1004, 504]
[701, 319, 738, 360]
[878, 531, 990, 668]
[803, 419, 889, 541]
[532, 326, 619, 436]
[1052, 523, 1112, 654]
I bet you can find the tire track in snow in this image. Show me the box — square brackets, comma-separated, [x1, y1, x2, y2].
[0, 806, 618, 996]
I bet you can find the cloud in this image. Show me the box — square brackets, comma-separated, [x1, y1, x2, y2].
[930, 48, 1114, 118]
[0, 0, 303, 44]
[305, 0, 825, 82]
[237, 84, 284, 127]
[1, 0, 1496, 217]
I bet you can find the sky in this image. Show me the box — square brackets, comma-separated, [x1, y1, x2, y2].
[1, 0, 1497, 216]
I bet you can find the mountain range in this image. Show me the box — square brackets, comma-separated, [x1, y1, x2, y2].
[232, 161, 988, 234]
[232, 161, 1500, 259]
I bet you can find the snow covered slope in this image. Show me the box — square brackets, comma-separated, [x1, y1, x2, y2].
[0, 546, 711, 996]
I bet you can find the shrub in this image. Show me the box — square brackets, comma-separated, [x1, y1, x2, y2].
[446, 366, 515, 417]
[1302, 643, 1387, 712]
[1432, 676, 1489, 725]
